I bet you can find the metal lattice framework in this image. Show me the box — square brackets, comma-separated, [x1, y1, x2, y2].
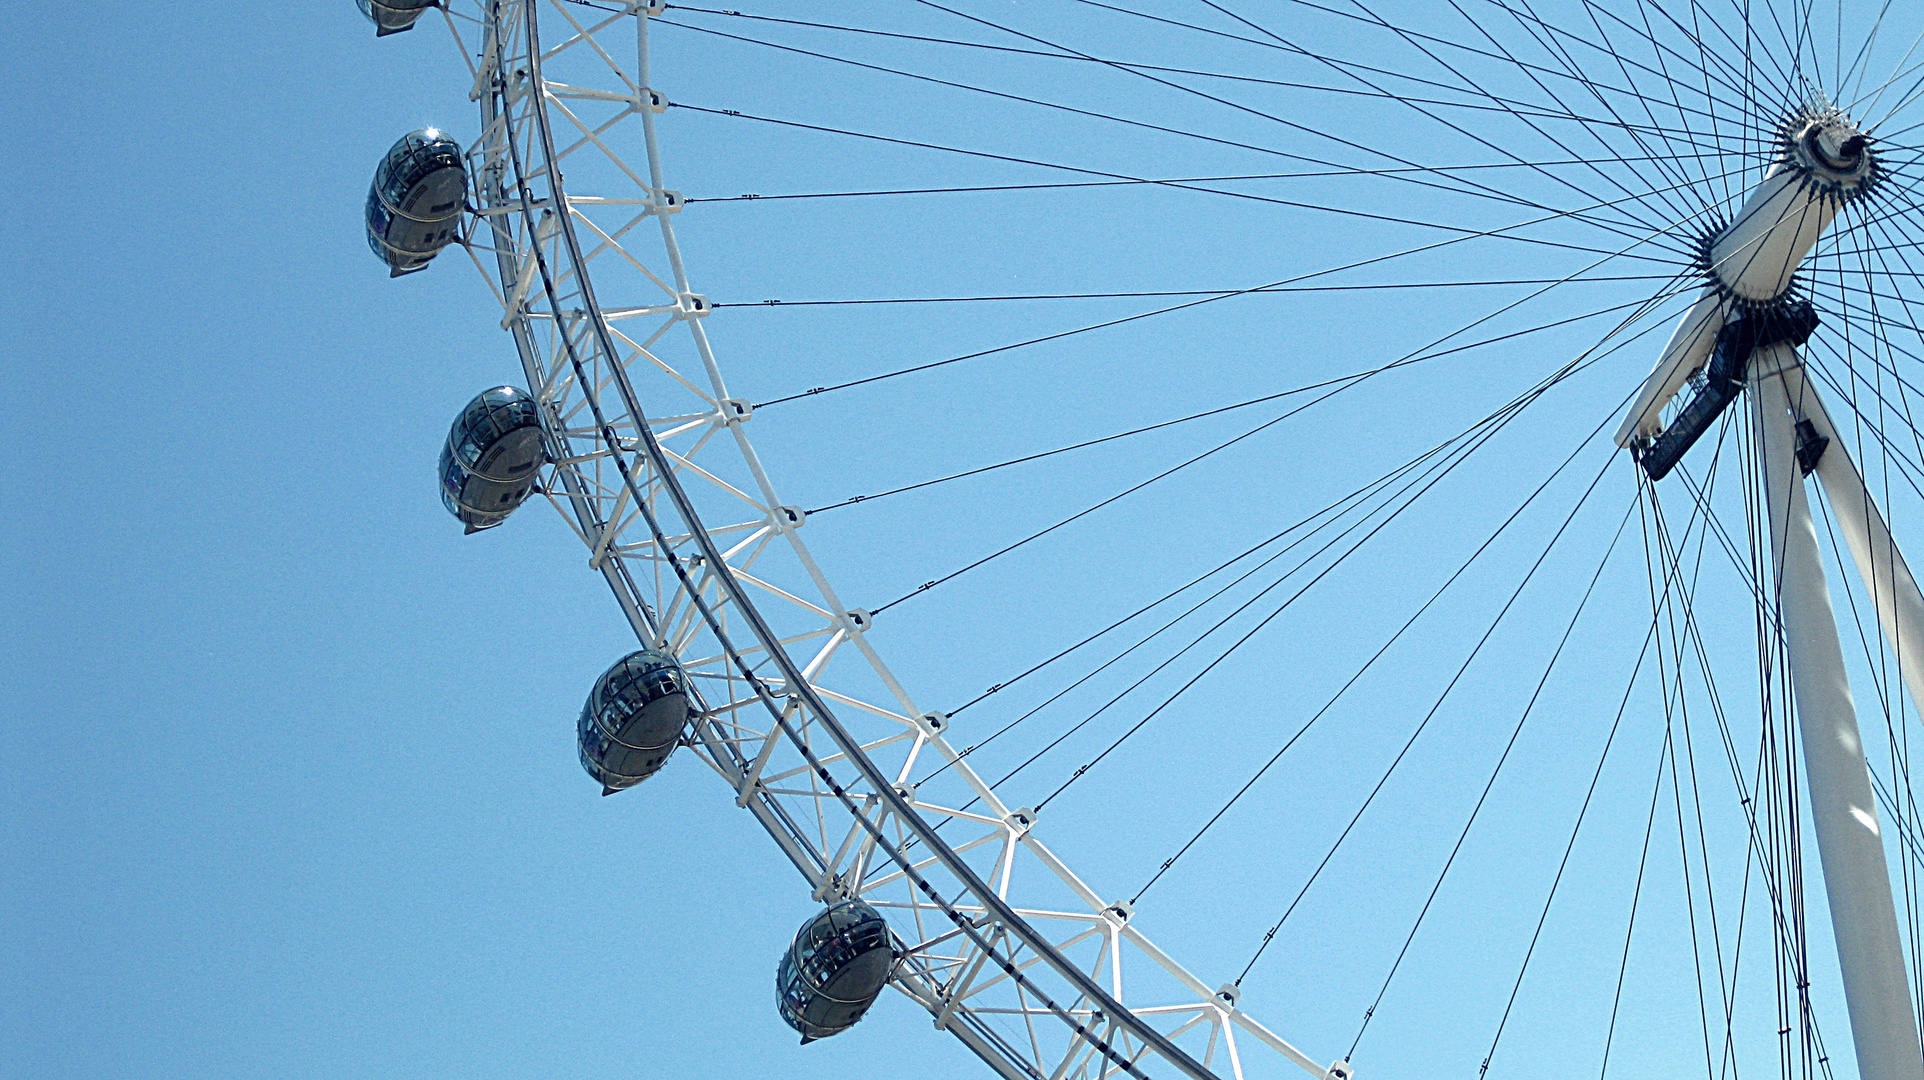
[429, 3, 1350, 1078]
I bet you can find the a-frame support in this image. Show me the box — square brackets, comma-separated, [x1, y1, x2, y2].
[1752, 346, 1924, 1080]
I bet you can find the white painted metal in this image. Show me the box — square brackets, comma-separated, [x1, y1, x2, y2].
[1615, 95, 1918, 1077]
[1615, 289, 1724, 445]
[1778, 364, 1924, 731]
[404, 4, 1924, 1077]
[1616, 111, 1872, 446]
[427, 3, 1346, 1079]
[1711, 164, 1839, 304]
[1753, 359, 1924, 1080]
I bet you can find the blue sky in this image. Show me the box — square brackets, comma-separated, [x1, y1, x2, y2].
[12, 2, 1924, 1078]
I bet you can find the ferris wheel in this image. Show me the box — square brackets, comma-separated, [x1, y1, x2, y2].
[352, 2, 1924, 1079]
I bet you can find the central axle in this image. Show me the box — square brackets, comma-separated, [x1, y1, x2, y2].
[1617, 105, 1877, 479]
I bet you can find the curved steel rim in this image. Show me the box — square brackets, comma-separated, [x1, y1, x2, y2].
[486, 4, 1224, 1078]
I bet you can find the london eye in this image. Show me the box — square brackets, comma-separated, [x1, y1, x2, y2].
[353, 3, 1924, 1079]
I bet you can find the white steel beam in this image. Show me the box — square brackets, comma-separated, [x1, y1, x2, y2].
[1778, 365, 1924, 732]
[1754, 358, 1924, 1080]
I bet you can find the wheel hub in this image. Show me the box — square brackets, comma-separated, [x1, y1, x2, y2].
[1788, 109, 1878, 196]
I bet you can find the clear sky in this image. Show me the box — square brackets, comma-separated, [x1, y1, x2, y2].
[12, 2, 1924, 1079]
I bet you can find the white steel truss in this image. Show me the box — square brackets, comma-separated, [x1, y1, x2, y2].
[426, 3, 1352, 1079]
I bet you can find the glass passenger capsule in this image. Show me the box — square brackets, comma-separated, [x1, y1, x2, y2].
[366, 128, 466, 277]
[356, 0, 436, 36]
[578, 649, 690, 795]
[776, 900, 898, 1044]
[439, 387, 543, 533]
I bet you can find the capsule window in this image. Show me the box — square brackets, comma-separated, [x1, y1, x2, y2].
[776, 900, 898, 1042]
[438, 386, 542, 530]
[367, 128, 467, 272]
[577, 649, 690, 791]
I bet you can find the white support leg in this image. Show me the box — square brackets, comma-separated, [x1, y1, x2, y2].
[1754, 358, 1924, 1080]
[1780, 365, 1924, 731]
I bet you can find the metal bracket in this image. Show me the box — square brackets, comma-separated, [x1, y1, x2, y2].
[1006, 807, 1039, 840]
[1796, 417, 1831, 475]
[1638, 299, 1818, 481]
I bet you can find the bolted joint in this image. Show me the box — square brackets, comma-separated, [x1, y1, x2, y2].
[640, 87, 668, 113]
[772, 505, 806, 531]
[812, 872, 851, 904]
[1100, 898, 1133, 926]
[636, 0, 667, 15]
[915, 711, 948, 737]
[1328, 1060, 1355, 1080]
[649, 188, 685, 214]
[721, 397, 753, 424]
[676, 292, 711, 318]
